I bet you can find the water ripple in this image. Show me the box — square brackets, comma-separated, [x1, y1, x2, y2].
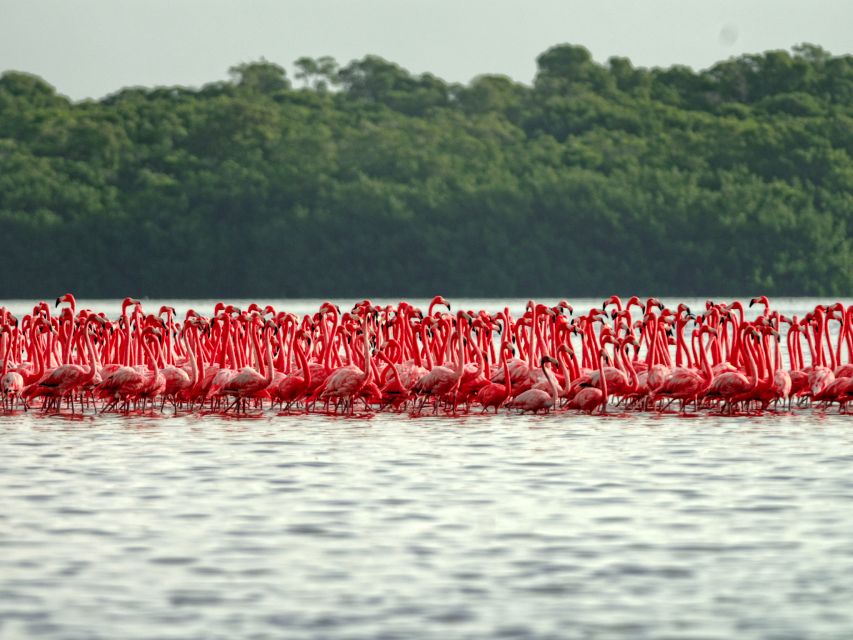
[0, 410, 852, 639]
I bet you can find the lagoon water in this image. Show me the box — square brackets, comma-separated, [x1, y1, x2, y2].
[1, 299, 852, 639]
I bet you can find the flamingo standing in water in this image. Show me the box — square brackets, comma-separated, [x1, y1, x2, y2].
[706, 328, 759, 413]
[570, 348, 610, 414]
[275, 333, 312, 411]
[2, 295, 852, 417]
[505, 356, 559, 414]
[375, 348, 412, 410]
[1, 327, 25, 411]
[476, 346, 513, 413]
[412, 311, 469, 413]
[319, 313, 373, 414]
[23, 314, 101, 413]
[656, 327, 715, 412]
[222, 318, 275, 412]
[134, 329, 167, 411]
[160, 338, 192, 409]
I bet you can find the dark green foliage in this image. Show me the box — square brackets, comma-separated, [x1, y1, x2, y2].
[0, 44, 850, 298]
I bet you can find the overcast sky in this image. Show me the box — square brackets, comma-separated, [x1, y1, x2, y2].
[1, 0, 850, 101]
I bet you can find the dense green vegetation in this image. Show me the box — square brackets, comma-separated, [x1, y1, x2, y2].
[1, 44, 851, 297]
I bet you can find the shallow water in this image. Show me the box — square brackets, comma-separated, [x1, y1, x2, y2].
[2, 411, 853, 640]
[1, 298, 852, 639]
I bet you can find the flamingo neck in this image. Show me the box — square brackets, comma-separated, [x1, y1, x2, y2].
[292, 339, 309, 386]
[502, 354, 512, 397]
[544, 363, 558, 405]
[622, 343, 638, 391]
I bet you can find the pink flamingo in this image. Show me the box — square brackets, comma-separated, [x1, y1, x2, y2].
[476, 346, 513, 413]
[275, 333, 313, 410]
[412, 312, 469, 413]
[657, 328, 715, 412]
[706, 328, 759, 413]
[1, 327, 25, 411]
[222, 319, 275, 412]
[570, 348, 610, 414]
[319, 315, 373, 414]
[24, 315, 101, 413]
[134, 330, 167, 411]
[505, 356, 559, 414]
[375, 349, 411, 410]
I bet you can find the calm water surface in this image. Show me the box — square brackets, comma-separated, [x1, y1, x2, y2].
[1, 299, 852, 639]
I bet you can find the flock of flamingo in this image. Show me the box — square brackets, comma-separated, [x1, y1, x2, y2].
[0, 294, 851, 417]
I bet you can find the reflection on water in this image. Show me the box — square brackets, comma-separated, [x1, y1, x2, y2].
[2, 410, 852, 639]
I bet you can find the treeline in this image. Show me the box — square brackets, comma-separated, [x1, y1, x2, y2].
[0, 44, 851, 297]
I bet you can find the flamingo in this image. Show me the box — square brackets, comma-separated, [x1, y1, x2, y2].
[505, 356, 559, 414]
[458, 341, 490, 405]
[23, 315, 101, 413]
[656, 328, 715, 412]
[318, 314, 373, 414]
[275, 334, 313, 410]
[222, 318, 275, 412]
[375, 349, 411, 410]
[0, 296, 850, 417]
[705, 328, 759, 413]
[134, 330, 167, 411]
[1, 327, 25, 411]
[412, 311, 469, 413]
[476, 346, 513, 413]
[569, 348, 610, 414]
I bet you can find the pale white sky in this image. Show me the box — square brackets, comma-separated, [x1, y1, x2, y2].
[1, 0, 850, 100]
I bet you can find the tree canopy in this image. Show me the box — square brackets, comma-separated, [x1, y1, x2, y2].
[0, 44, 851, 297]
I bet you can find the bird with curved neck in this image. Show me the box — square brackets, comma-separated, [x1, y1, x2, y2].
[223, 317, 275, 413]
[570, 348, 610, 414]
[505, 356, 559, 414]
[24, 314, 102, 414]
[275, 332, 313, 411]
[319, 313, 374, 415]
[1, 327, 25, 412]
[476, 345, 514, 413]
[412, 311, 470, 414]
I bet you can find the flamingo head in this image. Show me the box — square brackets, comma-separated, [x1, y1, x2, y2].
[121, 297, 141, 314]
[429, 295, 450, 313]
[626, 296, 644, 311]
[456, 309, 474, 325]
[623, 336, 641, 350]
[602, 295, 622, 310]
[144, 314, 166, 330]
[556, 300, 573, 315]
[589, 309, 607, 322]
[55, 293, 76, 309]
[535, 303, 555, 317]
